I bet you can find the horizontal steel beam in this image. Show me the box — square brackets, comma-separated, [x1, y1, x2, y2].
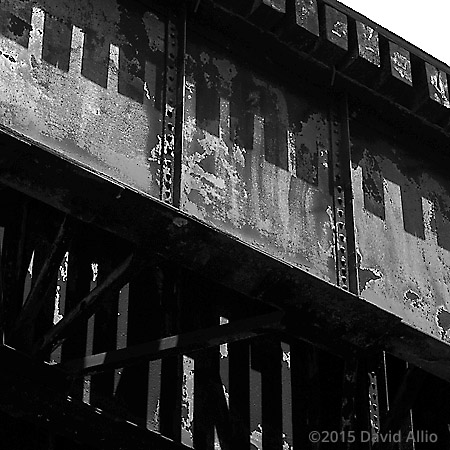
[62, 311, 284, 375]
[2, 129, 450, 383]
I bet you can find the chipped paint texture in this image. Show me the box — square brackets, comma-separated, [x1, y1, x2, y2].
[425, 63, 450, 108]
[182, 40, 336, 282]
[331, 21, 347, 39]
[389, 43, 413, 85]
[356, 22, 380, 66]
[351, 122, 450, 342]
[53, 251, 69, 325]
[295, 0, 319, 35]
[324, 6, 347, 50]
[250, 424, 263, 450]
[181, 355, 194, 447]
[0, 0, 165, 197]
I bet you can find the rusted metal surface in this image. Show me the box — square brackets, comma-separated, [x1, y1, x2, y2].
[0, 0, 166, 198]
[6, 123, 450, 447]
[351, 119, 450, 344]
[161, 19, 179, 204]
[323, 4, 347, 52]
[355, 22, 380, 67]
[387, 42, 412, 86]
[181, 35, 336, 283]
[424, 63, 450, 109]
[7, 1, 450, 449]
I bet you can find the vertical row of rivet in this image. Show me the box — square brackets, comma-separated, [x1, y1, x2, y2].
[330, 104, 350, 290]
[161, 19, 179, 204]
[368, 369, 381, 443]
[337, 94, 383, 443]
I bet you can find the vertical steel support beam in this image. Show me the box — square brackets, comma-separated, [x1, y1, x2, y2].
[161, 4, 186, 206]
[60, 238, 92, 401]
[173, 4, 187, 208]
[159, 7, 186, 437]
[114, 272, 154, 426]
[330, 93, 358, 293]
[160, 18, 178, 204]
[229, 340, 250, 448]
[91, 256, 120, 409]
[341, 357, 359, 444]
[332, 93, 385, 448]
[159, 269, 183, 442]
[368, 363, 382, 445]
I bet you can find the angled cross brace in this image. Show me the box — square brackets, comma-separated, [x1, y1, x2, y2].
[36, 253, 134, 355]
[10, 215, 72, 350]
[62, 310, 284, 375]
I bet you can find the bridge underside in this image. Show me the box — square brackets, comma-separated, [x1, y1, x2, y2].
[2, 0, 450, 448]
[0, 114, 450, 449]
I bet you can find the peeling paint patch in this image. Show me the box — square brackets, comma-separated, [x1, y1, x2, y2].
[331, 21, 347, 38]
[250, 424, 263, 450]
[181, 355, 194, 447]
[357, 250, 382, 292]
[53, 284, 64, 324]
[391, 49, 412, 84]
[27, 250, 34, 277]
[357, 22, 380, 66]
[182, 41, 336, 282]
[426, 64, 450, 108]
[282, 350, 290, 368]
[220, 316, 229, 359]
[437, 308, 450, 339]
[53, 251, 69, 325]
[0, 1, 164, 198]
[91, 262, 98, 282]
[60, 251, 69, 281]
[404, 289, 420, 304]
[352, 121, 450, 340]
[213, 57, 237, 95]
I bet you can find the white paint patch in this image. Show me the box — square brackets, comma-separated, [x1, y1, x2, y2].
[250, 424, 263, 450]
[182, 355, 194, 447]
[60, 251, 69, 282]
[53, 285, 64, 325]
[430, 70, 450, 108]
[282, 350, 291, 368]
[287, 130, 296, 176]
[219, 97, 230, 143]
[144, 81, 151, 100]
[91, 262, 98, 282]
[422, 197, 437, 244]
[332, 21, 347, 38]
[53, 251, 69, 325]
[69, 26, 84, 75]
[392, 51, 412, 83]
[27, 250, 35, 277]
[219, 316, 229, 358]
[107, 43, 120, 92]
[222, 384, 229, 408]
[29, 6, 45, 60]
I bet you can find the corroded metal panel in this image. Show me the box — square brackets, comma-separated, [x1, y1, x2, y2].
[351, 121, 450, 342]
[0, 0, 165, 197]
[181, 37, 336, 282]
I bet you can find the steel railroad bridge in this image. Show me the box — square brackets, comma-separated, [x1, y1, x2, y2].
[1, 0, 450, 448]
